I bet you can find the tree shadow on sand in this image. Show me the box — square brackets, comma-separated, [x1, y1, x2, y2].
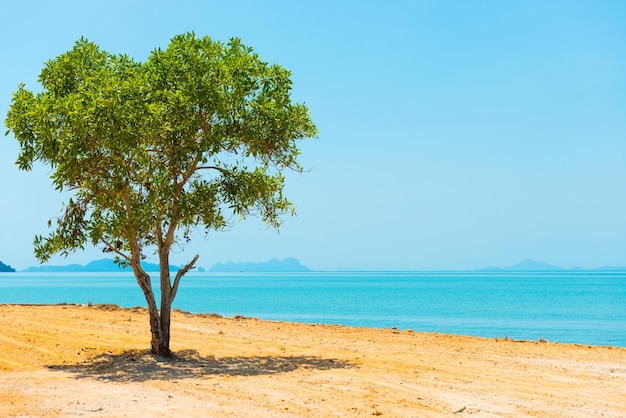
[49, 349, 355, 382]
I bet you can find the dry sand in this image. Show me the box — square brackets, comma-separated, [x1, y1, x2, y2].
[0, 304, 625, 417]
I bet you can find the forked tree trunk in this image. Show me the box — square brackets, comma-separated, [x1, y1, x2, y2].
[142, 281, 172, 358]
[130, 254, 170, 358]
[131, 249, 198, 359]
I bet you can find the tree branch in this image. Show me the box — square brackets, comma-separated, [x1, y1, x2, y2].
[195, 165, 229, 175]
[100, 238, 131, 262]
[170, 254, 199, 304]
[128, 238, 152, 293]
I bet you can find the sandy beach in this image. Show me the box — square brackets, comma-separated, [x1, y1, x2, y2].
[0, 304, 625, 417]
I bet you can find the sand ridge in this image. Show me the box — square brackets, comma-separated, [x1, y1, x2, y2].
[0, 304, 625, 417]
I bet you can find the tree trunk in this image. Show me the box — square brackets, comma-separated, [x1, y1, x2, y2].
[132, 247, 198, 359]
[157, 250, 173, 359]
[129, 255, 167, 358]
[156, 304, 171, 358]
[148, 303, 162, 355]
[139, 273, 171, 358]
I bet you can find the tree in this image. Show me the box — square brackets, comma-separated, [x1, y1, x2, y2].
[5, 33, 317, 358]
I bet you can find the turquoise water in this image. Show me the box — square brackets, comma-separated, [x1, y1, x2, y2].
[1, 270, 624, 347]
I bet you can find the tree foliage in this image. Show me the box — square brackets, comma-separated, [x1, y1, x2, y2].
[5, 33, 317, 357]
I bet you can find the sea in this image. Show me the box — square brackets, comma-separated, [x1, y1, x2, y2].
[1, 270, 624, 348]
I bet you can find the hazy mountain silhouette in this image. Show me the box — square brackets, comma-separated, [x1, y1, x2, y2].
[209, 257, 310, 272]
[22, 258, 179, 273]
[0, 260, 16, 272]
[481, 259, 626, 271]
[22, 257, 310, 273]
[505, 259, 563, 270]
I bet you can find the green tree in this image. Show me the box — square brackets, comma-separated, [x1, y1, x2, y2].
[5, 33, 317, 358]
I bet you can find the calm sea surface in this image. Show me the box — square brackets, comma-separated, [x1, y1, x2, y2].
[1, 270, 624, 347]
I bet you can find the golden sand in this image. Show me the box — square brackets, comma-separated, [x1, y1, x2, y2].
[1, 304, 625, 417]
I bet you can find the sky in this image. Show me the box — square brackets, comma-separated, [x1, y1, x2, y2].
[1, 0, 625, 271]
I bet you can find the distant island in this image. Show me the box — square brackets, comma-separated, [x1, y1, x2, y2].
[481, 259, 564, 271]
[209, 258, 311, 272]
[0, 260, 16, 273]
[22, 258, 180, 273]
[482, 259, 626, 271]
[508, 259, 563, 270]
[21, 257, 310, 273]
[17, 257, 624, 273]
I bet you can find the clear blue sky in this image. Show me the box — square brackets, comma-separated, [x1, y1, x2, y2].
[1, 0, 625, 270]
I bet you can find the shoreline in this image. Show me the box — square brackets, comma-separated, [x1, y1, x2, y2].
[4, 302, 625, 350]
[2, 303, 626, 416]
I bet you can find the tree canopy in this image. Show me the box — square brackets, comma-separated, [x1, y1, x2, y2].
[5, 33, 317, 356]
